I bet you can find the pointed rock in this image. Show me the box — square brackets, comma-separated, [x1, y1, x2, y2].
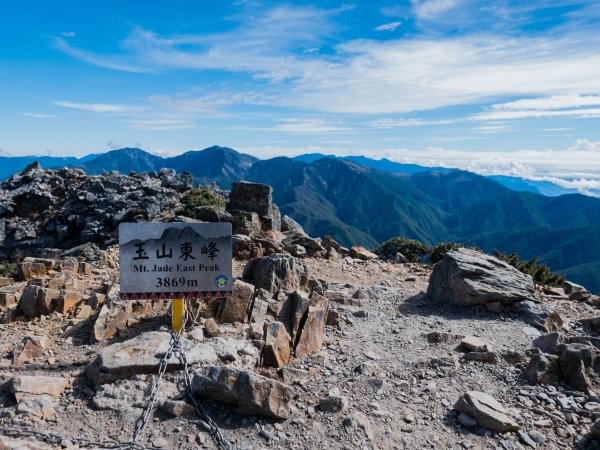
[262, 321, 291, 368]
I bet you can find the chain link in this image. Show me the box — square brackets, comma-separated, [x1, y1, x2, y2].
[1, 312, 231, 450]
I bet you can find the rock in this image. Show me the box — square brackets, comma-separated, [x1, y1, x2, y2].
[11, 376, 69, 401]
[294, 293, 329, 358]
[353, 288, 378, 302]
[342, 411, 374, 440]
[326, 309, 341, 328]
[227, 181, 273, 217]
[91, 298, 132, 342]
[278, 367, 312, 385]
[580, 317, 600, 335]
[559, 344, 593, 393]
[159, 400, 195, 417]
[249, 322, 264, 340]
[318, 390, 349, 413]
[194, 205, 232, 223]
[460, 336, 493, 352]
[532, 332, 565, 354]
[218, 279, 254, 323]
[76, 304, 93, 319]
[518, 430, 537, 448]
[12, 335, 49, 365]
[454, 391, 520, 432]
[17, 258, 54, 280]
[428, 248, 535, 306]
[590, 418, 600, 439]
[261, 321, 292, 368]
[57, 290, 83, 314]
[204, 318, 219, 337]
[0, 434, 51, 449]
[457, 413, 478, 427]
[243, 253, 309, 294]
[0, 277, 14, 287]
[564, 281, 592, 302]
[87, 331, 218, 384]
[517, 301, 563, 332]
[528, 430, 546, 445]
[427, 332, 463, 343]
[463, 351, 499, 364]
[525, 354, 562, 385]
[192, 366, 293, 419]
[17, 395, 56, 420]
[281, 215, 305, 233]
[18, 286, 60, 317]
[349, 246, 378, 260]
[88, 292, 106, 310]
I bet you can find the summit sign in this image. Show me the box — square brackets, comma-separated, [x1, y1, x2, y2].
[119, 222, 232, 300]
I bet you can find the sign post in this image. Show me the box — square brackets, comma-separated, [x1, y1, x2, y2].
[119, 222, 233, 333]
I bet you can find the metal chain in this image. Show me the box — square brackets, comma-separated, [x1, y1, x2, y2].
[1, 309, 231, 450]
[171, 330, 231, 450]
[0, 426, 156, 449]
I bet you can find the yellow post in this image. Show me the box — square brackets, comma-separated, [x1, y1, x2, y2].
[172, 298, 185, 334]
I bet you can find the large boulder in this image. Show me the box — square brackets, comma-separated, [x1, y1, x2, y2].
[226, 181, 273, 217]
[87, 331, 218, 384]
[243, 253, 309, 294]
[428, 248, 535, 306]
[454, 391, 519, 432]
[191, 366, 293, 419]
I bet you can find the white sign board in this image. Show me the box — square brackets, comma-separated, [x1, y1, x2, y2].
[119, 222, 232, 301]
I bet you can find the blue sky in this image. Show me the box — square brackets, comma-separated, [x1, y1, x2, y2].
[2, 0, 600, 193]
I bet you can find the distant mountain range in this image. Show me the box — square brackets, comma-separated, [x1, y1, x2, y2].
[2, 146, 599, 293]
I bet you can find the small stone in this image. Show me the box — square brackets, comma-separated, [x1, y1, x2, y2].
[460, 336, 493, 352]
[204, 318, 219, 337]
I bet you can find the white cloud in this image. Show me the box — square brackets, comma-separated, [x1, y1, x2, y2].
[273, 118, 349, 133]
[147, 91, 271, 113]
[375, 21, 402, 32]
[472, 107, 600, 121]
[60, 31, 76, 38]
[568, 139, 600, 152]
[411, 0, 459, 20]
[23, 112, 56, 119]
[491, 95, 600, 111]
[123, 118, 196, 131]
[54, 101, 144, 113]
[50, 5, 600, 117]
[368, 118, 454, 128]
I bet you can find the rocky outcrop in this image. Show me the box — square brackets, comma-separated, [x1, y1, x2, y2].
[0, 163, 191, 257]
[191, 366, 293, 419]
[226, 181, 280, 233]
[243, 253, 309, 294]
[428, 248, 535, 305]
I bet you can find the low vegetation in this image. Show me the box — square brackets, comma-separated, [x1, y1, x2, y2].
[376, 237, 429, 262]
[0, 262, 17, 277]
[177, 187, 225, 217]
[494, 250, 565, 287]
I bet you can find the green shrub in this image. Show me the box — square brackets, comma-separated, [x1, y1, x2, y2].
[377, 237, 429, 262]
[428, 242, 464, 264]
[0, 262, 17, 277]
[494, 250, 565, 287]
[177, 187, 225, 217]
